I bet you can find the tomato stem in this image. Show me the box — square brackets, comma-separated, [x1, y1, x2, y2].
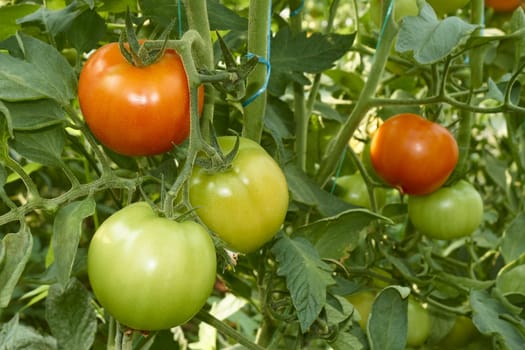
[242, 0, 272, 143]
[195, 310, 266, 350]
[316, 12, 399, 185]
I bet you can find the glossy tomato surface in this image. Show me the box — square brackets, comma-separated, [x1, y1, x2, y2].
[370, 113, 458, 195]
[408, 180, 483, 240]
[189, 136, 289, 253]
[87, 202, 216, 331]
[78, 43, 204, 156]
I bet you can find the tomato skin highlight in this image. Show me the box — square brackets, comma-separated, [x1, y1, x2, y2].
[87, 202, 216, 331]
[189, 136, 289, 254]
[370, 113, 458, 195]
[78, 43, 204, 156]
[408, 180, 483, 240]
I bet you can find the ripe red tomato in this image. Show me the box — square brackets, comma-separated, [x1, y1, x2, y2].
[189, 136, 289, 253]
[370, 113, 458, 195]
[78, 43, 204, 156]
[486, 0, 522, 12]
[408, 180, 483, 240]
[87, 202, 216, 331]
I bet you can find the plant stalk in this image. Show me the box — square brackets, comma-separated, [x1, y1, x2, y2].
[316, 14, 399, 185]
[242, 0, 272, 142]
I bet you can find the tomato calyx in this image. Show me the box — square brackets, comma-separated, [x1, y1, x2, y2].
[195, 133, 241, 173]
[119, 9, 173, 67]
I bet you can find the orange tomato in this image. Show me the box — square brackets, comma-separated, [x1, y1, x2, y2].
[486, 0, 522, 12]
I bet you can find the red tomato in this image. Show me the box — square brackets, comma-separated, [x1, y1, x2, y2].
[78, 43, 204, 156]
[486, 0, 522, 12]
[370, 113, 458, 195]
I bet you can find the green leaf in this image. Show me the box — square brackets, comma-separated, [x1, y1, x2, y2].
[207, 0, 247, 31]
[10, 125, 65, 167]
[45, 279, 97, 350]
[52, 198, 96, 288]
[271, 233, 336, 333]
[0, 32, 77, 103]
[0, 3, 40, 41]
[471, 289, 525, 350]
[368, 287, 409, 350]
[295, 209, 391, 260]
[270, 27, 355, 95]
[284, 163, 353, 217]
[497, 264, 525, 297]
[0, 314, 57, 350]
[16, 1, 82, 38]
[4, 100, 65, 131]
[501, 212, 525, 263]
[0, 229, 33, 308]
[66, 9, 106, 54]
[396, 3, 478, 64]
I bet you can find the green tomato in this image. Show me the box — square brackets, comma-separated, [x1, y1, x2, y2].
[370, 0, 419, 25]
[408, 180, 483, 240]
[334, 172, 386, 209]
[427, 0, 472, 16]
[437, 315, 479, 349]
[189, 136, 289, 254]
[407, 299, 431, 347]
[346, 291, 376, 330]
[87, 202, 217, 331]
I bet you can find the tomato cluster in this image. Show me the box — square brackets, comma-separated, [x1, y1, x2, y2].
[369, 113, 483, 240]
[78, 43, 204, 156]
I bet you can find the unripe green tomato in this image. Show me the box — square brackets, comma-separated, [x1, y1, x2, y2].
[346, 291, 376, 330]
[88, 202, 217, 331]
[437, 315, 479, 349]
[427, 0, 472, 16]
[370, 0, 419, 25]
[407, 299, 431, 347]
[334, 172, 386, 209]
[408, 180, 483, 240]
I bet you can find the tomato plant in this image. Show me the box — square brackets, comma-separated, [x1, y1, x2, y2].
[369, 0, 419, 24]
[426, 0, 471, 15]
[370, 113, 459, 195]
[87, 202, 217, 331]
[486, 0, 522, 12]
[189, 136, 289, 253]
[334, 172, 386, 209]
[78, 42, 204, 156]
[408, 180, 483, 240]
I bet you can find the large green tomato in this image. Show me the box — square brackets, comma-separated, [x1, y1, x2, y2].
[427, 0, 471, 16]
[406, 299, 431, 347]
[437, 315, 479, 348]
[408, 180, 483, 240]
[334, 172, 387, 210]
[189, 136, 289, 254]
[88, 202, 216, 331]
[346, 291, 376, 330]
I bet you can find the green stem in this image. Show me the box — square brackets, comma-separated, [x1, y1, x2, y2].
[195, 310, 266, 350]
[316, 16, 399, 185]
[242, 0, 272, 142]
[183, 0, 215, 139]
[290, 0, 307, 171]
[4, 156, 41, 200]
